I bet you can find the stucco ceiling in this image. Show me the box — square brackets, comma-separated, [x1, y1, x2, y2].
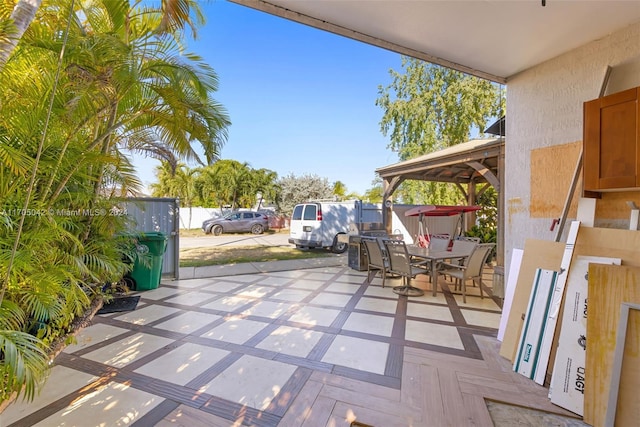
[232, 0, 640, 83]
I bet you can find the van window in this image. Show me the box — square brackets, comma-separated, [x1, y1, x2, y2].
[303, 205, 317, 220]
[292, 205, 303, 221]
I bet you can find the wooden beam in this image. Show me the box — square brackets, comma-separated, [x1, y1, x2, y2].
[465, 161, 499, 190]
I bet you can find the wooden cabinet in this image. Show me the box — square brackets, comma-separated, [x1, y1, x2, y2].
[583, 86, 640, 192]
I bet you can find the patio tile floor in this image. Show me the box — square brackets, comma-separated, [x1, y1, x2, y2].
[0, 265, 586, 426]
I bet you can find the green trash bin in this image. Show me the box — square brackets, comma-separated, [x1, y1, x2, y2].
[129, 232, 168, 291]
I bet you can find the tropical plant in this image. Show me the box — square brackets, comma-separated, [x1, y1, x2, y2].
[0, 0, 229, 404]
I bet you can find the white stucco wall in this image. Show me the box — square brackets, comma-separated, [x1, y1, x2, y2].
[504, 21, 640, 265]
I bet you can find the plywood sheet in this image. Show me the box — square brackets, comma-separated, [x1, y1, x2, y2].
[584, 264, 640, 426]
[530, 141, 581, 219]
[573, 226, 640, 266]
[549, 256, 621, 415]
[499, 239, 565, 361]
[615, 308, 640, 426]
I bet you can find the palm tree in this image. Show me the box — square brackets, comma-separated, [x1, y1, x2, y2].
[332, 181, 347, 201]
[0, 0, 42, 70]
[0, 0, 204, 71]
[252, 168, 279, 210]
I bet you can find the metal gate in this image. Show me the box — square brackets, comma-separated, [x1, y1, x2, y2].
[125, 197, 179, 279]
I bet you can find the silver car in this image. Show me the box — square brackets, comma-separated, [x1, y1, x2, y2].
[202, 211, 270, 235]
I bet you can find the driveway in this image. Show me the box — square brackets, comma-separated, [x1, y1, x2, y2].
[179, 230, 291, 249]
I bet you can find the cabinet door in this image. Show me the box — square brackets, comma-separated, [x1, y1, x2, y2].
[583, 87, 640, 191]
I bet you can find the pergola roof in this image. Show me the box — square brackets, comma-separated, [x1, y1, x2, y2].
[375, 138, 504, 191]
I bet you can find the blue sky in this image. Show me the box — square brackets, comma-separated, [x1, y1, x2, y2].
[134, 0, 401, 195]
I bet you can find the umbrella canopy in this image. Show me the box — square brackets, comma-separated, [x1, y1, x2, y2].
[403, 205, 436, 217]
[404, 205, 481, 217]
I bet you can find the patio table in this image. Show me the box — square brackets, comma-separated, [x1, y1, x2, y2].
[406, 245, 471, 297]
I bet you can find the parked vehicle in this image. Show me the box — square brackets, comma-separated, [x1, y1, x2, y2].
[202, 211, 269, 235]
[288, 200, 381, 253]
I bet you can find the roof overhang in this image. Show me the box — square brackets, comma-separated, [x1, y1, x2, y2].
[375, 138, 504, 189]
[231, 0, 640, 84]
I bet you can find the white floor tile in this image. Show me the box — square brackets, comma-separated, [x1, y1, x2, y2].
[138, 286, 181, 300]
[288, 306, 341, 327]
[83, 333, 174, 368]
[200, 280, 245, 293]
[201, 295, 253, 312]
[309, 292, 353, 307]
[164, 291, 216, 306]
[63, 324, 130, 353]
[405, 320, 463, 349]
[153, 311, 220, 334]
[362, 284, 395, 298]
[236, 284, 274, 298]
[324, 282, 361, 294]
[113, 304, 182, 325]
[453, 293, 501, 310]
[200, 355, 297, 410]
[242, 300, 293, 319]
[322, 335, 389, 375]
[256, 326, 324, 358]
[1, 366, 97, 425]
[406, 303, 453, 322]
[342, 312, 394, 337]
[33, 381, 162, 427]
[270, 289, 313, 302]
[460, 309, 501, 329]
[200, 317, 268, 344]
[354, 297, 398, 314]
[134, 343, 229, 385]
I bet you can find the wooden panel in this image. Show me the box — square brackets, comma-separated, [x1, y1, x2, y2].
[530, 141, 582, 218]
[499, 240, 565, 361]
[583, 98, 602, 191]
[595, 192, 640, 220]
[583, 87, 639, 191]
[610, 306, 640, 427]
[598, 97, 637, 188]
[573, 226, 640, 267]
[584, 264, 640, 426]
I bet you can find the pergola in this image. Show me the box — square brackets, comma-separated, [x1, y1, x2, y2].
[376, 137, 505, 265]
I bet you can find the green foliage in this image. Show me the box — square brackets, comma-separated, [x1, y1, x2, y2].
[377, 57, 504, 160]
[152, 160, 281, 213]
[0, 0, 229, 405]
[463, 186, 498, 244]
[376, 57, 505, 204]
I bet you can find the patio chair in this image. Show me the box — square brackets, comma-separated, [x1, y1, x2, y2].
[444, 239, 478, 284]
[437, 243, 495, 303]
[383, 239, 429, 297]
[428, 234, 450, 251]
[362, 237, 390, 287]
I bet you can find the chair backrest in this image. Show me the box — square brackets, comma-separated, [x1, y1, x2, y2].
[363, 237, 385, 269]
[429, 235, 450, 251]
[382, 239, 412, 276]
[451, 239, 477, 256]
[456, 236, 481, 243]
[462, 243, 495, 279]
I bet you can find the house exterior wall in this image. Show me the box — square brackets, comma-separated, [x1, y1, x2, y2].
[505, 21, 640, 266]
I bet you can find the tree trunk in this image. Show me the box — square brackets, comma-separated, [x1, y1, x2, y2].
[0, 0, 43, 70]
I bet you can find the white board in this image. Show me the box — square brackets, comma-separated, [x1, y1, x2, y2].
[514, 268, 558, 379]
[498, 248, 523, 342]
[534, 221, 580, 385]
[548, 255, 621, 415]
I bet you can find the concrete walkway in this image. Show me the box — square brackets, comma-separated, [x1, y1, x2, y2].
[178, 254, 348, 279]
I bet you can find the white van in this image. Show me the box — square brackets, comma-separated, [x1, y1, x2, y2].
[288, 201, 359, 253]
